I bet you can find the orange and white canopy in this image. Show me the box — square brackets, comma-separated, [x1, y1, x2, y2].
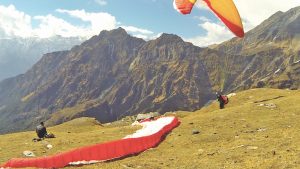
[173, 0, 244, 37]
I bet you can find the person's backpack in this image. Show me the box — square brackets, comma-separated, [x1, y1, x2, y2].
[221, 95, 229, 104]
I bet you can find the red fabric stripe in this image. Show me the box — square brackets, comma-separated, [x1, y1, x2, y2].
[1, 117, 180, 168]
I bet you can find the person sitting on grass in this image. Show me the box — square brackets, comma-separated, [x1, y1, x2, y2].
[33, 122, 55, 141]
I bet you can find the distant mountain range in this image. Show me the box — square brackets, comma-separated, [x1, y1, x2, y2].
[0, 6, 299, 134]
[0, 36, 85, 81]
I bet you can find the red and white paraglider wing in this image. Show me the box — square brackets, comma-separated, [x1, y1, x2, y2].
[0, 117, 180, 169]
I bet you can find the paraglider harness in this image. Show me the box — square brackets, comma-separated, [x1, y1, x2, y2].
[220, 95, 229, 104]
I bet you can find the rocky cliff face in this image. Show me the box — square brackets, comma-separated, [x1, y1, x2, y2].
[0, 28, 215, 133]
[87, 33, 214, 122]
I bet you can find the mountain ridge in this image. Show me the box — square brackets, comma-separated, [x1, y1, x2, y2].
[0, 36, 86, 81]
[0, 6, 299, 134]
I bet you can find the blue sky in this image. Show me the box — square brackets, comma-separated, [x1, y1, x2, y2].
[0, 0, 300, 46]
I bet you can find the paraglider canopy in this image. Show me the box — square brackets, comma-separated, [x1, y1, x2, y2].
[173, 0, 244, 38]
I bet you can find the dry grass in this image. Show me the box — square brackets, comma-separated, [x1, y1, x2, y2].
[0, 88, 299, 169]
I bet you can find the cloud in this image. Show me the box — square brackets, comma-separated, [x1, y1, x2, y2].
[119, 26, 156, 40]
[94, 0, 107, 6]
[194, 0, 209, 10]
[33, 14, 87, 38]
[195, 0, 300, 30]
[234, 0, 300, 31]
[185, 22, 233, 47]
[121, 26, 153, 35]
[33, 9, 118, 38]
[0, 5, 86, 38]
[0, 4, 155, 40]
[3, 1, 299, 45]
[56, 9, 157, 39]
[56, 9, 117, 36]
[0, 4, 32, 38]
[133, 34, 149, 39]
[187, 0, 300, 46]
[194, 16, 211, 22]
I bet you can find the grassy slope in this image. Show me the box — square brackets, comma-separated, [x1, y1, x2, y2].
[0, 88, 299, 169]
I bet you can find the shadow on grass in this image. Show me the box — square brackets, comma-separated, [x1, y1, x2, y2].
[254, 96, 285, 103]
